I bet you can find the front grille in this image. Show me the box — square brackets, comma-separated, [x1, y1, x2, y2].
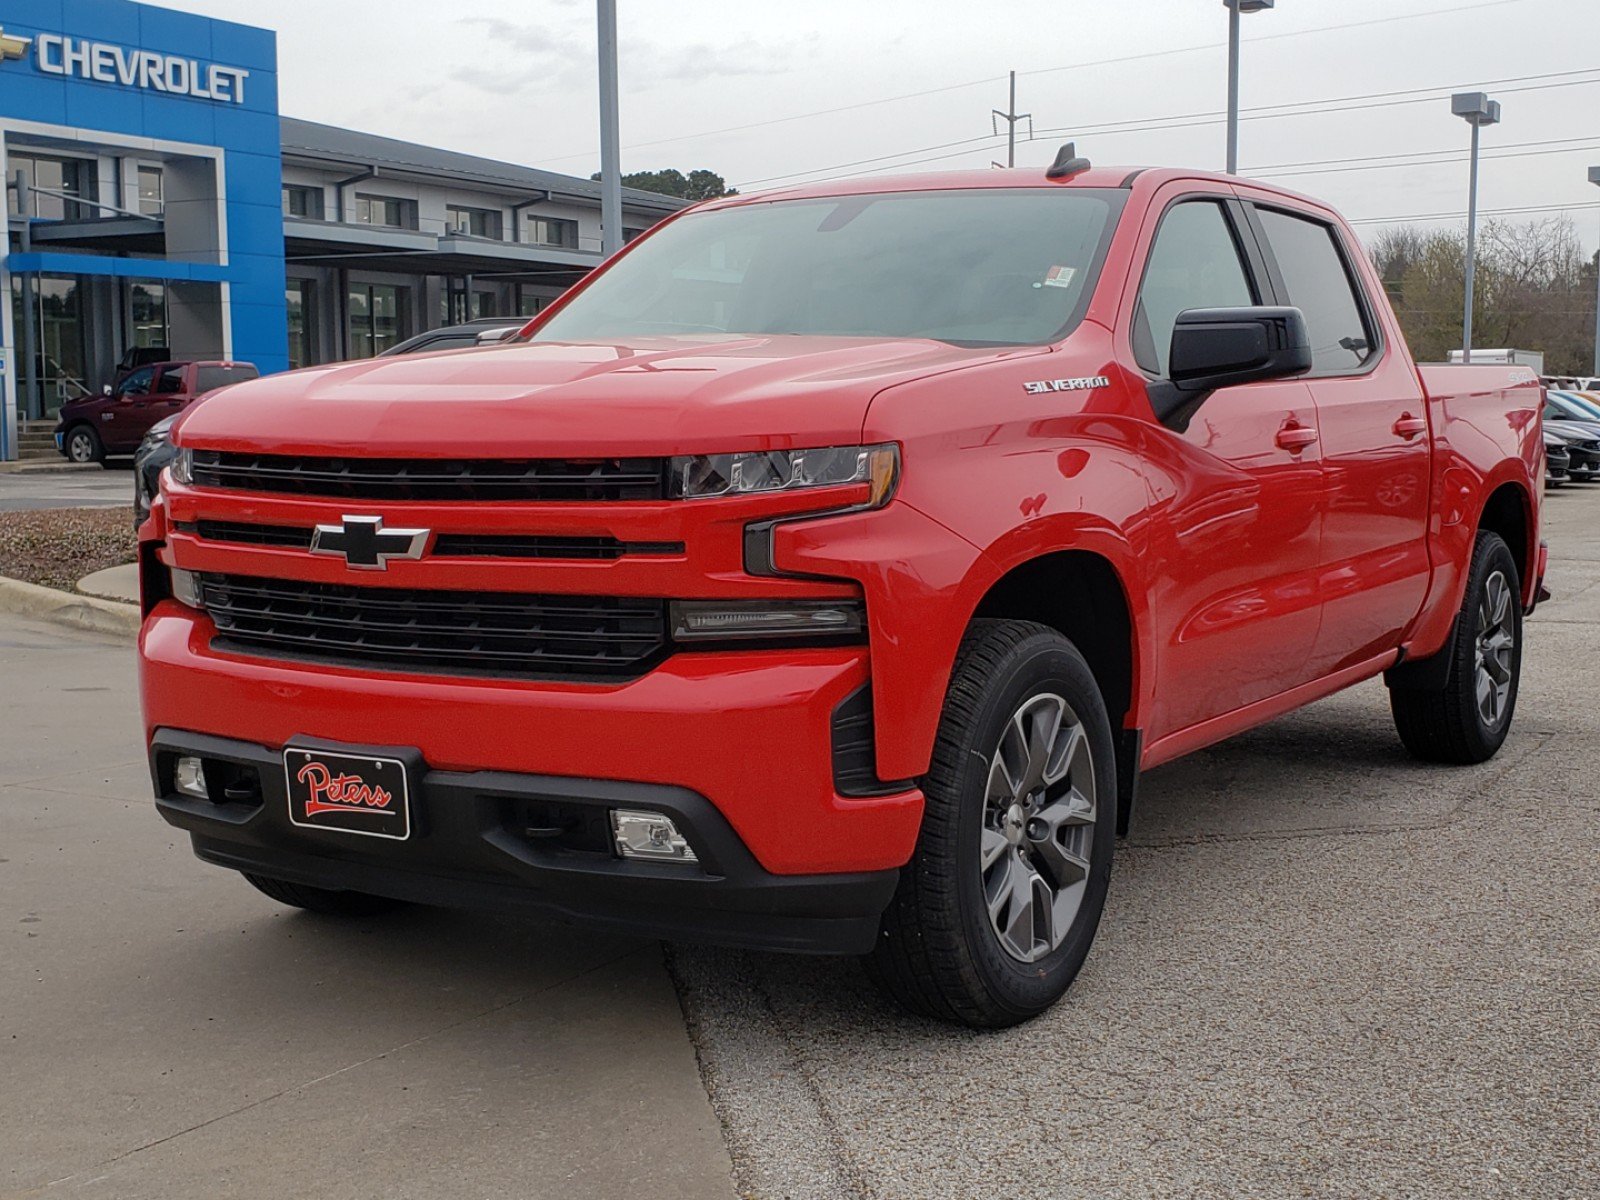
[200, 573, 668, 679]
[189, 451, 667, 502]
[177, 520, 683, 560]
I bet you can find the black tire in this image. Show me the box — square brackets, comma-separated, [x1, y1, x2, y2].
[1390, 530, 1522, 764]
[867, 619, 1118, 1028]
[242, 872, 409, 917]
[63, 424, 104, 465]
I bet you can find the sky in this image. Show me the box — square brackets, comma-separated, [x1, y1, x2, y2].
[158, 0, 1600, 249]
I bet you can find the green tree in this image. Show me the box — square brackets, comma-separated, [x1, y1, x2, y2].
[590, 168, 737, 202]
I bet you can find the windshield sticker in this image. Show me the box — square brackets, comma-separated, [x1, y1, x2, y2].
[1036, 265, 1077, 289]
[1023, 375, 1110, 395]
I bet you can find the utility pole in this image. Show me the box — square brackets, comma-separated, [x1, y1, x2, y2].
[1452, 92, 1501, 365]
[597, 0, 622, 256]
[1589, 165, 1600, 377]
[1224, 0, 1274, 175]
[991, 71, 1032, 168]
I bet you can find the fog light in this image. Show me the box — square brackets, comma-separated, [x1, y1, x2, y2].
[174, 756, 208, 800]
[670, 599, 865, 642]
[611, 809, 698, 863]
[169, 567, 205, 610]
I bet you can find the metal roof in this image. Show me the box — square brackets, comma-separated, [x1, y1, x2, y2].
[278, 117, 688, 214]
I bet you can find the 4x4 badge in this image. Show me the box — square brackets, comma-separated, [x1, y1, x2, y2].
[309, 515, 429, 570]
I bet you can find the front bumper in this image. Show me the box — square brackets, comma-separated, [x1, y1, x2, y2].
[141, 602, 923, 948]
[149, 728, 898, 954]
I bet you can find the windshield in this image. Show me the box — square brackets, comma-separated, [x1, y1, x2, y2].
[534, 188, 1125, 347]
[1554, 391, 1600, 420]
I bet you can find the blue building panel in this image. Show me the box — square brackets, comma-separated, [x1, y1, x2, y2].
[1, 0, 288, 383]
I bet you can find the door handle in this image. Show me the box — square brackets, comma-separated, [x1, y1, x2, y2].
[1393, 413, 1427, 439]
[1275, 424, 1319, 452]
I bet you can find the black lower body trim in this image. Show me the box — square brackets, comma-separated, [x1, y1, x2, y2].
[150, 728, 897, 955]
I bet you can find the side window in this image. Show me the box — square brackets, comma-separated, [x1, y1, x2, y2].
[1255, 208, 1375, 374]
[153, 369, 185, 395]
[1134, 200, 1256, 377]
[118, 367, 154, 396]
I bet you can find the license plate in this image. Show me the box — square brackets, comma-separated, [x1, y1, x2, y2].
[284, 747, 411, 840]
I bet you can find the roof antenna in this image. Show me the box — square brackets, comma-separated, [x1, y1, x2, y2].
[1045, 142, 1092, 180]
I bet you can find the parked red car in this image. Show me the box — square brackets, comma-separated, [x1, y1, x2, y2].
[138, 158, 1545, 1026]
[55, 360, 258, 464]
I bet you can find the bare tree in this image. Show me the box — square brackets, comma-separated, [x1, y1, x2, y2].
[1366, 216, 1598, 372]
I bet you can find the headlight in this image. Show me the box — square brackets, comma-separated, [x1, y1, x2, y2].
[669, 444, 898, 507]
[143, 416, 177, 448]
[169, 447, 194, 485]
[670, 598, 865, 643]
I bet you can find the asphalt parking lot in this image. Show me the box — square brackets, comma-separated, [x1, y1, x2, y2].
[0, 465, 131, 512]
[4, 492, 1597, 1198]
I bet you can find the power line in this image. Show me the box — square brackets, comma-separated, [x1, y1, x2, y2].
[1258, 140, 1600, 181]
[533, 0, 1524, 166]
[737, 68, 1600, 190]
[1347, 202, 1598, 227]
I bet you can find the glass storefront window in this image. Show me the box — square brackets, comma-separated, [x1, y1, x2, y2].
[348, 283, 407, 358]
[137, 166, 164, 217]
[6, 153, 97, 221]
[128, 281, 169, 349]
[10, 275, 90, 416]
[287, 280, 314, 368]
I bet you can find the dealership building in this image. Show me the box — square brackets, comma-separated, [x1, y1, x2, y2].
[0, 0, 686, 460]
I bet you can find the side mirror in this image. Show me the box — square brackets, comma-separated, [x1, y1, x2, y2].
[1148, 306, 1312, 430]
[476, 327, 518, 344]
[102, 384, 113, 397]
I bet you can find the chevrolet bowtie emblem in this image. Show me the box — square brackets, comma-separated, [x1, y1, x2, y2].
[0, 28, 32, 61]
[309, 515, 430, 571]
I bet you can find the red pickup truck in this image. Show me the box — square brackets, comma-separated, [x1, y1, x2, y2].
[138, 159, 1544, 1027]
[55, 360, 259, 463]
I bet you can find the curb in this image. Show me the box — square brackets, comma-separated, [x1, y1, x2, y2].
[0, 573, 140, 637]
[0, 460, 99, 475]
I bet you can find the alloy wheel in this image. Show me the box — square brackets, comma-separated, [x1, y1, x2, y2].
[1474, 568, 1515, 728]
[981, 692, 1096, 963]
[68, 432, 95, 463]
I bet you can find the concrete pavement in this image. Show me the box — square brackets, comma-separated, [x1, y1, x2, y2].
[0, 465, 132, 512]
[673, 487, 1600, 1199]
[0, 613, 736, 1199]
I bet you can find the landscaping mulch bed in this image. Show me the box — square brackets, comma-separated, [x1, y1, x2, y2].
[0, 507, 137, 591]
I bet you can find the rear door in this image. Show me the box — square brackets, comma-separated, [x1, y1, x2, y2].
[1245, 202, 1432, 677]
[1120, 189, 1325, 742]
[151, 365, 191, 421]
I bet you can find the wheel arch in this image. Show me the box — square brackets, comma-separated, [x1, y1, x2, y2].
[1476, 480, 1535, 593]
[969, 548, 1143, 834]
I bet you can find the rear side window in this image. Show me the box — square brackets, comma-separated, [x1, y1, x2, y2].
[193, 365, 260, 394]
[1134, 200, 1256, 376]
[1255, 208, 1375, 374]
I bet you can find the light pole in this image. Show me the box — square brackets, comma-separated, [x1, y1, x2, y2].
[1451, 92, 1500, 365]
[1589, 165, 1600, 377]
[597, 0, 622, 256]
[1224, 0, 1273, 175]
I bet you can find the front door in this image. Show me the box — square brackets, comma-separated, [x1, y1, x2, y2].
[1247, 203, 1432, 677]
[101, 365, 156, 449]
[1120, 193, 1327, 743]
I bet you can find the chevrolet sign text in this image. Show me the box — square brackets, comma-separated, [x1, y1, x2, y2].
[35, 34, 249, 104]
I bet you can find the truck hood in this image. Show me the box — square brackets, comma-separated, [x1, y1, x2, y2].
[178, 335, 1044, 457]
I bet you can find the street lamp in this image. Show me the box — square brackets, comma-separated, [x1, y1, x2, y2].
[1589, 165, 1600, 377]
[1224, 0, 1274, 175]
[1452, 91, 1500, 365]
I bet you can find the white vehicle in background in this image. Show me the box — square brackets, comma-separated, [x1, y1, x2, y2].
[1447, 348, 1545, 373]
[1544, 375, 1600, 393]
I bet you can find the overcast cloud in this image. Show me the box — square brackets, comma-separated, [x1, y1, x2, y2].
[156, 0, 1600, 247]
